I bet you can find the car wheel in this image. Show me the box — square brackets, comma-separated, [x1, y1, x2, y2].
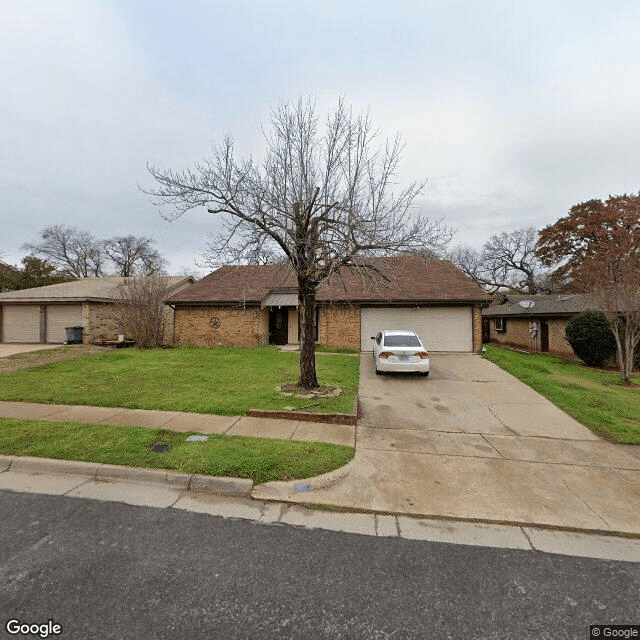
[375, 367, 382, 375]
[421, 371, 429, 377]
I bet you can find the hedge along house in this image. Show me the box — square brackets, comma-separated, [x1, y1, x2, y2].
[0, 276, 194, 345]
[482, 293, 594, 357]
[166, 256, 490, 352]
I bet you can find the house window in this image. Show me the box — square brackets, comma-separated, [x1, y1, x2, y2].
[494, 317, 506, 332]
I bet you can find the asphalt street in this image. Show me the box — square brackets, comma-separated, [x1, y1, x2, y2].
[1, 490, 638, 640]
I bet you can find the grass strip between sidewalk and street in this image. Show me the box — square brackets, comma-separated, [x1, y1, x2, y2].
[0, 417, 355, 485]
[483, 345, 640, 445]
[0, 346, 360, 415]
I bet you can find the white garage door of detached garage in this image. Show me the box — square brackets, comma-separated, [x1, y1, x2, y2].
[360, 307, 473, 352]
[2, 305, 41, 343]
[46, 305, 82, 343]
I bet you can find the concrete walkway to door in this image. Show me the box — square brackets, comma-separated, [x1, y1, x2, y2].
[254, 354, 640, 536]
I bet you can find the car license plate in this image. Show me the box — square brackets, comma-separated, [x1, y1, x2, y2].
[399, 354, 409, 361]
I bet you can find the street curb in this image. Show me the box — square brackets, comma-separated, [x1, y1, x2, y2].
[252, 456, 357, 497]
[247, 408, 357, 425]
[0, 455, 253, 497]
[190, 475, 253, 495]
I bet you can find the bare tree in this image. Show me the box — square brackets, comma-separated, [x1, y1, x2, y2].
[449, 227, 552, 294]
[578, 229, 640, 383]
[112, 275, 174, 348]
[23, 226, 168, 278]
[22, 225, 105, 277]
[144, 97, 452, 388]
[104, 235, 167, 277]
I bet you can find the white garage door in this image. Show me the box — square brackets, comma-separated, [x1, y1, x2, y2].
[361, 307, 473, 352]
[46, 305, 82, 343]
[2, 305, 41, 343]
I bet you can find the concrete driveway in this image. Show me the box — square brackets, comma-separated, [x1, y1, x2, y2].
[0, 344, 61, 358]
[255, 354, 640, 535]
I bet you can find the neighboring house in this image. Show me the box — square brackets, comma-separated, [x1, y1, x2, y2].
[0, 276, 194, 344]
[166, 257, 490, 352]
[483, 293, 594, 357]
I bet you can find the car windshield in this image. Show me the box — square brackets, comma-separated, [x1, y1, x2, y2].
[383, 334, 421, 347]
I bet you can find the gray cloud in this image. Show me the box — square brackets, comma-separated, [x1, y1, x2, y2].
[2, 0, 639, 272]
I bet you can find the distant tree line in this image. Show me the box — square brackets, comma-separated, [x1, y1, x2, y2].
[1, 225, 167, 292]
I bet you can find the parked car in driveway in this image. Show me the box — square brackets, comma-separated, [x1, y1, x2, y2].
[371, 330, 430, 376]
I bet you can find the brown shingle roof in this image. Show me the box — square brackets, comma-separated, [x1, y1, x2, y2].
[167, 257, 489, 305]
[483, 293, 592, 317]
[0, 276, 194, 303]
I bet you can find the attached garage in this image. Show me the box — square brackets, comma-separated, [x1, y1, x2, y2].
[0, 277, 194, 345]
[2, 305, 41, 343]
[167, 256, 489, 351]
[45, 305, 82, 343]
[360, 306, 473, 352]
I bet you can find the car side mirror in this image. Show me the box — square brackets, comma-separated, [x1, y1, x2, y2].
[370, 336, 375, 340]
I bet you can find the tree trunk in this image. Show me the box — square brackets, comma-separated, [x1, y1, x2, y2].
[297, 280, 319, 389]
[623, 324, 633, 383]
[611, 329, 627, 383]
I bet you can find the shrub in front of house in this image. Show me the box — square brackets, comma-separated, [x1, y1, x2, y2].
[565, 310, 617, 367]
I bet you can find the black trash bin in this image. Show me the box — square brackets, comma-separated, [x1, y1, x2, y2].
[65, 326, 84, 344]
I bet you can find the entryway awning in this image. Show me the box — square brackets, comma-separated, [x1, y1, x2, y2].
[261, 292, 298, 308]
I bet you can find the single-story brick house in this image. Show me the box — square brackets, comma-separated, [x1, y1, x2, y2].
[0, 276, 194, 344]
[482, 293, 594, 357]
[166, 257, 490, 352]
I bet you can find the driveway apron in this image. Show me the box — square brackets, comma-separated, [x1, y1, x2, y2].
[254, 354, 640, 535]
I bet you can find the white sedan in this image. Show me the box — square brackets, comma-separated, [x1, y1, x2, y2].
[371, 330, 430, 376]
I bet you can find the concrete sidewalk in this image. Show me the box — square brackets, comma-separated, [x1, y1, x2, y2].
[0, 401, 355, 447]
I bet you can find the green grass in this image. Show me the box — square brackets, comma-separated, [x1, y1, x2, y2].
[0, 417, 354, 485]
[315, 344, 360, 354]
[483, 345, 640, 444]
[0, 346, 359, 415]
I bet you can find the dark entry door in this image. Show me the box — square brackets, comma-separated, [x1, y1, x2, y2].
[482, 319, 490, 344]
[540, 319, 549, 352]
[269, 309, 288, 345]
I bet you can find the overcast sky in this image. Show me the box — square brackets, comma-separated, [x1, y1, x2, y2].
[2, 0, 639, 275]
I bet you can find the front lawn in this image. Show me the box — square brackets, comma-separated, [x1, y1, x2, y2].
[483, 345, 640, 444]
[0, 346, 359, 415]
[0, 418, 354, 485]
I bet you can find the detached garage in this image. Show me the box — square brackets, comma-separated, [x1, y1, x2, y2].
[0, 276, 194, 345]
[167, 256, 490, 352]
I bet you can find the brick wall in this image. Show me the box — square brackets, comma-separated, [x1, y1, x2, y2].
[174, 305, 268, 347]
[318, 304, 360, 349]
[472, 305, 483, 353]
[488, 315, 576, 357]
[489, 316, 533, 350]
[547, 317, 574, 357]
[82, 302, 176, 345]
[83, 302, 121, 343]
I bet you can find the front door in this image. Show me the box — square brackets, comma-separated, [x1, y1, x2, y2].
[269, 309, 288, 345]
[540, 319, 549, 353]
